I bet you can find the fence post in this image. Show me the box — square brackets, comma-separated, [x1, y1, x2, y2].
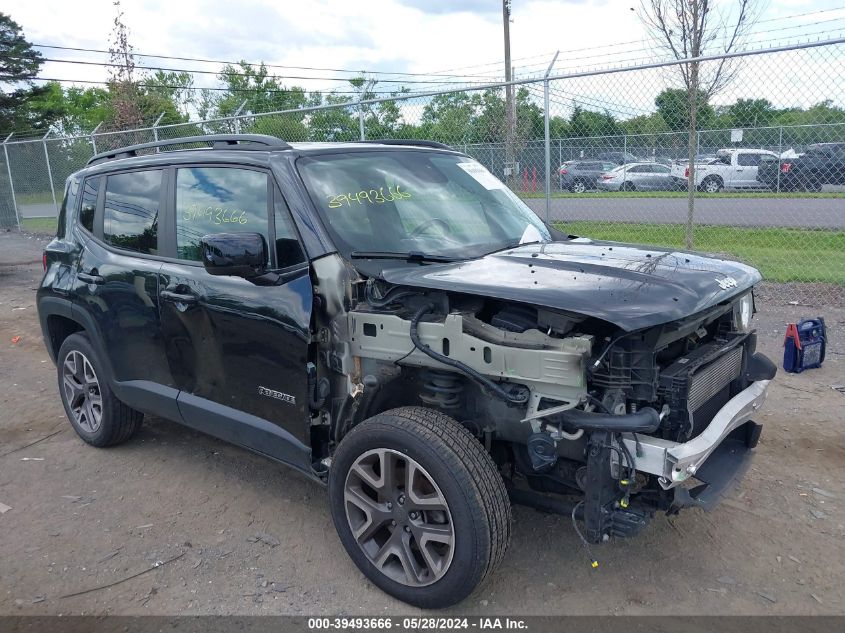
[42, 130, 58, 215]
[152, 112, 166, 149]
[3, 132, 20, 230]
[776, 125, 783, 193]
[90, 121, 103, 155]
[543, 51, 559, 224]
[233, 100, 247, 134]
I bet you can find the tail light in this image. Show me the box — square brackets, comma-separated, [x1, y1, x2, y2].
[684, 167, 690, 178]
[601, 174, 613, 180]
[559, 169, 568, 175]
[781, 162, 791, 173]
[42, 253, 47, 271]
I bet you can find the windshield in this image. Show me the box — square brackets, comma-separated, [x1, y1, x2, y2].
[296, 151, 551, 260]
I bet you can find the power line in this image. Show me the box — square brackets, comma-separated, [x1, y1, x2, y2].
[23, 76, 408, 96]
[31, 56, 495, 86]
[512, 17, 845, 76]
[421, 6, 845, 76]
[29, 43, 503, 81]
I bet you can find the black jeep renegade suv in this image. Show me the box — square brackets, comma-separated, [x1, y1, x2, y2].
[38, 134, 775, 608]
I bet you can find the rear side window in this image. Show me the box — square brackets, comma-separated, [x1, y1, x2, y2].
[57, 177, 79, 238]
[175, 167, 270, 261]
[738, 153, 761, 167]
[103, 170, 161, 255]
[79, 177, 99, 233]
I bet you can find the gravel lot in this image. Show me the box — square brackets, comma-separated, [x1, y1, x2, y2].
[1, 229, 843, 616]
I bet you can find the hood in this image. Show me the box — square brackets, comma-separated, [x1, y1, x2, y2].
[380, 239, 761, 332]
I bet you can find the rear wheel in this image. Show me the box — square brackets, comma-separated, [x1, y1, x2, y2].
[570, 180, 587, 193]
[621, 181, 635, 191]
[57, 333, 142, 447]
[328, 407, 511, 608]
[700, 176, 723, 193]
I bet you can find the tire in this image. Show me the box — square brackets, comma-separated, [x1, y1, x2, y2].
[328, 406, 511, 609]
[621, 181, 635, 191]
[57, 332, 143, 447]
[570, 180, 587, 193]
[700, 176, 723, 193]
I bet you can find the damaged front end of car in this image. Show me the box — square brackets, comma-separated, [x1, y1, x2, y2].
[313, 240, 776, 548]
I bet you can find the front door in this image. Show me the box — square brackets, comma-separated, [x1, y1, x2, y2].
[158, 165, 314, 468]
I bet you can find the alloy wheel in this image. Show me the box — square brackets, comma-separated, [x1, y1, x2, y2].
[572, 181, 587, 193]
[62, 350, 103, 433]
[344, 448, 455, 587]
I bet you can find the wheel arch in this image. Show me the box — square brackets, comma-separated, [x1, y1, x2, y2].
[39, 297, 114, 379]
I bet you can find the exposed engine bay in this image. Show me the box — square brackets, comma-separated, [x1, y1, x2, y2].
[309, 253, 776, 548]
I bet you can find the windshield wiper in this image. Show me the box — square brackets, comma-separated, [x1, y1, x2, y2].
[350, 250, 461, 263]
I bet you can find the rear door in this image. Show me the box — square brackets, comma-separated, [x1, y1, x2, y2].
[157, 165, 314, 467]
[70, 169, 176, 415]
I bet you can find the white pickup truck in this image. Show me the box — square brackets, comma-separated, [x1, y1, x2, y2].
[671, 148, 778, 192]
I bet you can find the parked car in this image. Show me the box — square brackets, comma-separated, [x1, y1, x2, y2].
[597, 161, 677, 191]
[670, 148, 777, 192]
[596, 151, 639, 165]
[757, 142, 845, 191]
[38, 134, 775, 608]
[558, 159, 616, 192]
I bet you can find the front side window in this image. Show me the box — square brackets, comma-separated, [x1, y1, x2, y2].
[273, 190, 306, 269]
[297, 151, 550, 259]
[79, 176, 99, 233]
[175, 167, 270, 261]
[103, 170, 161, 254]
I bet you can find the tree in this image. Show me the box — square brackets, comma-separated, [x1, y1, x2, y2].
[723, 98, 774, 128]
[655, 88, 715, 132]
[569, 104, 622, 138]
[639, 0, 760, 248]
[0, 12, 44, 134]
[105, 1, 144, 130]
[145, 71, 195, 122]
[421, 92, 479, 143]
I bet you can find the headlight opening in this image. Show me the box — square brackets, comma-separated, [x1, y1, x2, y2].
[734, 293, 754, 331]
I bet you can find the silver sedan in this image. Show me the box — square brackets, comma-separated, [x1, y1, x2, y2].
[597, 162, 679, 192]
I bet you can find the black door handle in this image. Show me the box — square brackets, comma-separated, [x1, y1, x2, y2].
[78, 271, 105, 285]
[160, 289, 198, 305]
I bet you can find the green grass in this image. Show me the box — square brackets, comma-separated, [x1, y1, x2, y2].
[17, 192, 55, 205]
[554, 221, 845, 285]
[20, 217, 57, 233]
[521, 190, 845, 199]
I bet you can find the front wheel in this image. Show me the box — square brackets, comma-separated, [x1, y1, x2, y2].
[570, 180, 587, 193]
[328, 407, 511, 609]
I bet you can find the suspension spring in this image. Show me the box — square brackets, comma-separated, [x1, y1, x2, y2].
[419, 369, 464, 409]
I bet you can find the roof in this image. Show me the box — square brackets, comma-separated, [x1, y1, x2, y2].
[85, 134, 457, 168]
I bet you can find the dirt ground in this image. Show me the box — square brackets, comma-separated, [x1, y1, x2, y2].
[1, 229, 843, 616]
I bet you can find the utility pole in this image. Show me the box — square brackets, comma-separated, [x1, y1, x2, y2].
[503, 0, 515, 187]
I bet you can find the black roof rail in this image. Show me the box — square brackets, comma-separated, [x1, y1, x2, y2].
[86, 134, 292, 166]
[359, 139, 455, 151]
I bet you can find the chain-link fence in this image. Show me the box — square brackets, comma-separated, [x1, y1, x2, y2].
[2, 38, 843, 300]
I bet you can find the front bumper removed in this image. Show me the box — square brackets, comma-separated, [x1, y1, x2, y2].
[620, 379, 770, 504]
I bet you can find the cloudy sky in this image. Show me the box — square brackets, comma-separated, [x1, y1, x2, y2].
[3, 0, 844, 115]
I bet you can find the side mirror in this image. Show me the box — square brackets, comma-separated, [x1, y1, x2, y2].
[201, 232, 267, 278]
